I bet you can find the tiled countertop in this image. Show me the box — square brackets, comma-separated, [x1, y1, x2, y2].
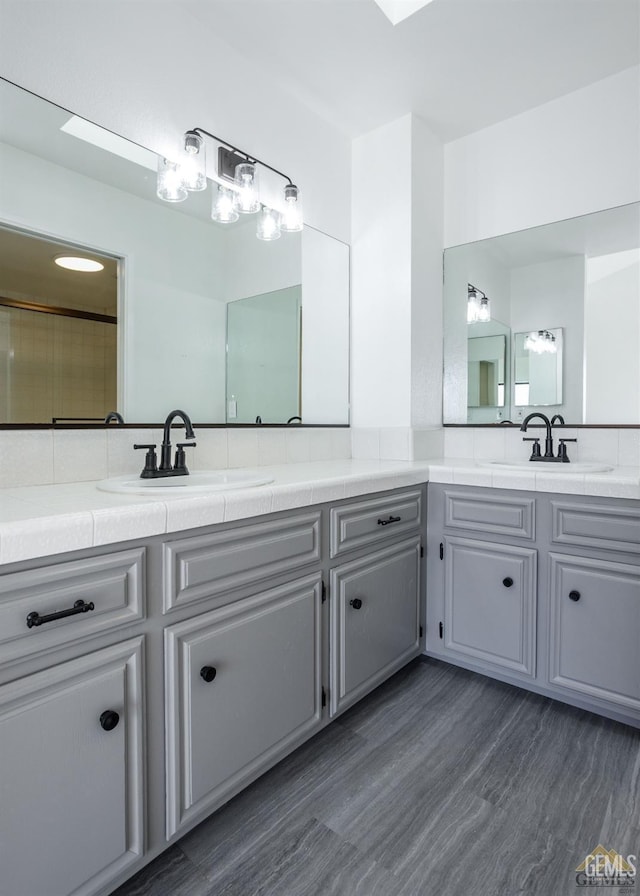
[0, 458, 638, 566]
[0, 460, 430, 566]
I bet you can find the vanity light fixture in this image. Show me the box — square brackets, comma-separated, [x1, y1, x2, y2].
[54, 255, 105, 273]
[467, 283, 491, 323]
[157, 126, 303, 240]
[524, 329, 557, 354]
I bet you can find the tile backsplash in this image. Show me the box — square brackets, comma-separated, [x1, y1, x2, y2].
[443, 426, 640, 468]
[0, 427, 353, 489]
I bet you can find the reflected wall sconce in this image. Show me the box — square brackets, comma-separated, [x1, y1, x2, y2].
[524, 329, 557, 354]
[156, 127, 303, 240]
[467, 283, 491, 323]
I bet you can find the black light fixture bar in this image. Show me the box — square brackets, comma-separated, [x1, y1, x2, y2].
[468, 282, 488, 300]
[185, 127, 295, 186]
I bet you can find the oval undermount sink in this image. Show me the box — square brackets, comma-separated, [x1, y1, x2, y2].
[97, 470, 274, 496]
[478, 460, 614, 474]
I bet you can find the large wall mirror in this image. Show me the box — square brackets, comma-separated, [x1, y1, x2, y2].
[444, 202, 640, 425]
[0, 77, 350, 426]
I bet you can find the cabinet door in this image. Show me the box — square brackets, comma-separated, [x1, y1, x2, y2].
[549, 553, 640, 710]
[165, 574, 322, 838]
[330, 538, 421, 717]
[0, 639, 144, 896]
[443, 537, 537, 678]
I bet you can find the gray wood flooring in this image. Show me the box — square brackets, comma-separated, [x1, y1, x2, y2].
[113, 658, 640, 896]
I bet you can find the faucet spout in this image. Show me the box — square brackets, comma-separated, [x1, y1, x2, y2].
[520, 412, 554, 458]
[160, 409, 195, 471]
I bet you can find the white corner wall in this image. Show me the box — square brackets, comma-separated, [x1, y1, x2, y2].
[444, 66, 640, 247]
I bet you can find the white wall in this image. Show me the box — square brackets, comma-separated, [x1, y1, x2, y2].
[445, 66, 640, 247]
[351, 113, 443, 430]
[0, 0, 351, 243]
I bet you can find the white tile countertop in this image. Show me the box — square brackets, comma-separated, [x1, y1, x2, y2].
[0, 460, 430, 566]
[0, 458, 638, 566]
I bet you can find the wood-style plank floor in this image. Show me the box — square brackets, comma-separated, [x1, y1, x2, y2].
[113, 658, 640, 896]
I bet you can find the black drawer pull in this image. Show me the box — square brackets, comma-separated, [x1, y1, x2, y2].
[377, 515, 401, 526]
[350, 598, 363, 610]
[100, 710, 120, 731]
[503, 577, 514, 588]
[569, 590, 581, 602]
[200, 665, 217, 683]
[26, 599, 95, 629]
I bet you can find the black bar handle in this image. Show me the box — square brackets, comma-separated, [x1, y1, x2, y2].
[377, 515, 401, 526]
[26, 598, 95, 629]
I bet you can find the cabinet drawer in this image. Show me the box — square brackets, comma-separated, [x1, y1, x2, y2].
[548, 553, 640, 711]
[0, 638, 144, 896]
[330, 538, 421, 716]
[443, 489, 535, 540]
[329, 489, 422, 559]
[0, 548, 145, 665]
[163, 512, 321, 611]
[165, 574, 322, 837]
[551, 501, 640, 554]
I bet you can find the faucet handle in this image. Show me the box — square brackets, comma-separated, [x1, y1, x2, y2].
[174, 441, 196, 473]
[557, 438, 577, 461]
[134, 444, 158, 477]
[523, 437, 541, 458]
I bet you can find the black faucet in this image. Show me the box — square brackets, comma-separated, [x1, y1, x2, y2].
[520, 412, 575, 462]
[104, 411, 124, 424]
[134, 409, 196, 478]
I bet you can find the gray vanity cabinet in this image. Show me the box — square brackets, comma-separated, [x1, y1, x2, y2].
[443, 536, 537, 678]
[164, 573, 323, 838]
[0, 639, 144, 896]
[548, 554, 640, 712]
[427, 483, 640, 726]
[329, 538, 421, 716]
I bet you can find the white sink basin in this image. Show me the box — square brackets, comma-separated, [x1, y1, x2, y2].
[478, 460, 614, 474]
[97, 470, 274, 496]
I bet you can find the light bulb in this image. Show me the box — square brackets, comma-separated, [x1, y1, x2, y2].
[157, 157, 187, 202]
[211, 185, 239, 223]
[281, 184, 303, 232]
[256, 206, 281, 241]
[467, 288, 479, 323]
[234, 162, 260, 213]
[180, 131, 206, 191]
[477, 295, 491, 322]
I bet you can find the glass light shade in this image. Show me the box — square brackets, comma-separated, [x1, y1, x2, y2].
[256, 206, 281, 241]
[525, 330, 557, 354]
[477, 295, 491, 322]
[157, 157, 187, 202]
[211, 184, 239, 223]
[180, 144, 206, 192]
[467, 288, 479, 323]
[281, 183, 303, 232]
[234, 162, 260, 213]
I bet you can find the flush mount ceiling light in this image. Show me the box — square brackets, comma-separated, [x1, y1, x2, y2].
[54, 255, 105, 272]
[157, 126, 303, 240]
[467, 283, 491, 323]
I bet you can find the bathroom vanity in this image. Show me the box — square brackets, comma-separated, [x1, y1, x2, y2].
[426, 483, 640, 726]
[0, 476, 425, 896]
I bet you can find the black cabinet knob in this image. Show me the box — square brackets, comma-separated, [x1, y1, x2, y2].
[99, 710, 120, 731]
[350, 598, 363, 610]
[503, 577, 514, 588]
[569, 590, 581, 602]
[200, 665, 217, 682]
